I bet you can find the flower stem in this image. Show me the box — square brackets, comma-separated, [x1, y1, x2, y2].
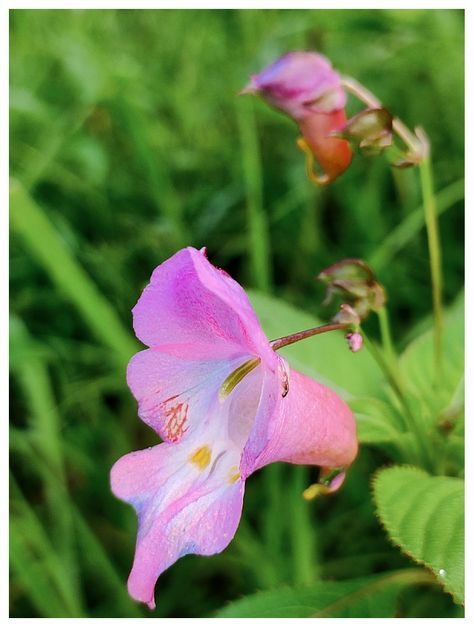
[419, 154, 444, 380]
[377, 307, 396, 367]
[362, 332, 435, 472]
[342, 77, 444, 386]
[271, 322, 347, 351]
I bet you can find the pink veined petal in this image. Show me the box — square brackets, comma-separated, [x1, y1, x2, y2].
[111, 441, 245, 610]
[132, 247, 273, 363]
[248, 367, 358, 474]
[127, 346, 253, 441]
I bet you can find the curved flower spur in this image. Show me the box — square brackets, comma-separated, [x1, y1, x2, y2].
[111, 247, 358, 609]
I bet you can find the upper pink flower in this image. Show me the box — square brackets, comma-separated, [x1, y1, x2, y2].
[244, 51, 347, 120]
[110, 247, 358, 609]
[243, 51, 352, 185]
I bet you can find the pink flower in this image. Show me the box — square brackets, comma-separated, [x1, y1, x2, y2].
[243, 51, 352, 185]
[110, 247, 357, 609]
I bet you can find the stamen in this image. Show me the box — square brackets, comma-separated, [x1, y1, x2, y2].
[219, 357, 261, 401]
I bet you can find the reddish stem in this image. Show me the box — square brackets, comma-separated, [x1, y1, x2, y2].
[270, 322, 347, 351]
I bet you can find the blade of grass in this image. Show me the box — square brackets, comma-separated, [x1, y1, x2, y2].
[10, 179, 138, 368]
[10, 475, 84, 616]
[9, 526, 71, 617]
[10, 432, 142, 616]
[289, 466, 319, 585]
[112, 96, 190, 249]
[235, 97, 273, 291]
[261, 464, 286, 583]
[10, 317, 82, 607]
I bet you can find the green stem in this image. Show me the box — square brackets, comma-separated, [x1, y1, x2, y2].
[362, 332, 435, 472]
[377, 307, 395, 367]
[290, 467, 319, 584]
[419, 156, 444, 380]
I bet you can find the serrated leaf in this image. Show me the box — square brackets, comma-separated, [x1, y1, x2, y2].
[373, 466, 464, 604]
[349, 397, 404, 443]
[216, 569, 431, 617]
[248, 290, 383, 399]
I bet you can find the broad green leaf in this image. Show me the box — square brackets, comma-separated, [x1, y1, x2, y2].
[400, 292, 464, 422]
[216, 569, 432, 617]
[349, 397, 404, 443]
[373, 466, 464, 604]
[248, 290, 384, 399]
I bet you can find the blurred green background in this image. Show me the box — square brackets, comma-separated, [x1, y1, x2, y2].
[10, 9, 464, 618]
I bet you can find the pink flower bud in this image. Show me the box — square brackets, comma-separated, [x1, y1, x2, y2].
[243, 51, 346, 120]
[243, 51, 352, 185]
[346, 332, 364, 353]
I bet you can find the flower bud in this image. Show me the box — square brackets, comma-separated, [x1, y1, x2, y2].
[332, 303, 361, 327]
[243, 51, 352, 185]
[317, 258, 386, 319]
[345, 332, 364, 353]
[335, 108, 393, 155]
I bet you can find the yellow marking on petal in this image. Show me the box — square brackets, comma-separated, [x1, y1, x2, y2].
[219, 357, 261, 401]
[189, 445, 211, 470]
[228, 466, 241, 484]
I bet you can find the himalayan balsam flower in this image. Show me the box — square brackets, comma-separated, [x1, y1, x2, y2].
[111, 247, 357, 609]
[242, 51, 352, 184]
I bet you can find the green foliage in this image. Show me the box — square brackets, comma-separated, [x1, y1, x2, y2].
[373, 467, 464, 605]
[9, 7, 463, 619]
[217, 569, 434, 617]
[349, 398, 404, 444]
[400, 292, 464, 425]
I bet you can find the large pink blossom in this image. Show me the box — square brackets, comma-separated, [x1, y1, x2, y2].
[111, 247, 357, 609]
[243, 51, 352, 185]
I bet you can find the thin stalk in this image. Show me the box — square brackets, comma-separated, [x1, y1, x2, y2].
[377, 307, 396, 367]
[419, 156, 444, 380]
[362, 332, 435, 472]
[271, 322, 347, 351]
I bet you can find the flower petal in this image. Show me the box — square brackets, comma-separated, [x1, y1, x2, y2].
[111, 441, 245, 609]
[132, 247, 272, 362]
[250, 51, 346, 120]
[127, 346, 252, 440]
[298, 110, 352, 184]
[249, 367, 358, 474]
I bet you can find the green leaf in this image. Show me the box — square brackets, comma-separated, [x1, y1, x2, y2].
[373, 466, 464, 604]
[349, 397, 404, 443]
[216, 569, 432, 617]
[399, 292, 464, 422]
[248, 290, 384, 399]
